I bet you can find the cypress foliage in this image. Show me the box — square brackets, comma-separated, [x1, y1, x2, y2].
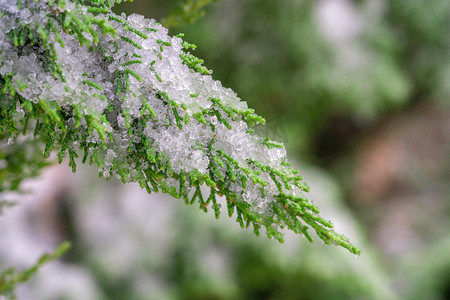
[0, 0, 360, 255]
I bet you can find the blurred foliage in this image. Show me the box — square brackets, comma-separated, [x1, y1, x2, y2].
[382, 0, 450, 103]
[398, 237, 450, 300]
[161, 0, 220, 28]
[0, 242, 71, 299]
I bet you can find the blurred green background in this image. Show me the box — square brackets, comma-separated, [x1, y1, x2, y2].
[1, 0, 449, 299]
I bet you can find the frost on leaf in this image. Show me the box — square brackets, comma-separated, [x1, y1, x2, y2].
[0, 0, 360, 254]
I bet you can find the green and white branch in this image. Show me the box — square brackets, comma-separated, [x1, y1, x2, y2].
[0, 0, 360, 255]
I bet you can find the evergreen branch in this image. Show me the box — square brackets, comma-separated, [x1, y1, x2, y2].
[0, 0, 360, 256]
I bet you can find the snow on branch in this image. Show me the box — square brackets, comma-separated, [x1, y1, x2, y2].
[0, 0, 360, 255]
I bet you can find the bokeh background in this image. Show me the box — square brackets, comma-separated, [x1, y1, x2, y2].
[1, 0, 449, 299]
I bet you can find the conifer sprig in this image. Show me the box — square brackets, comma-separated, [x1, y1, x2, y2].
[0, 0, 360, 255]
